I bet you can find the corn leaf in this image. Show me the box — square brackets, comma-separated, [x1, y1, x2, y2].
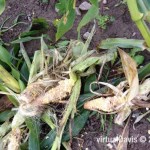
[138, 62, 150, 79]
[0, 110, 15, 122]
[77, 5, 99, 34]
[84, 74, 97, 93]
[11, 36, 44, 44]
[62, 110, 90, 141]
[56, 0, 76, 40]
[0, 45, 20, 80]
[41, 110, 90, 149]
[26, 118, 40, 150]
[28, 50, 41, 84]
[99, 38, 146, 50]
[133, 110, 150, 128]
[0, 0, 5, 15]
[0, 65, 20, 93]
[20, 42, 31, 71]
[55, 0, 68, 15]
[72, 52, 116, 73]
[40, 129, 56, 150]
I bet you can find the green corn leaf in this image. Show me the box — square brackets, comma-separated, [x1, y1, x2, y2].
[133, 55, 144, 65]
[72, 52, 116, 73]
[99, 38, 146, 50]
[0, 110, 15, 122]
[0, 45, 11, 64]
[77, 5, 99, 34]
[0, 45, 20, 80]
[26, 118, 40, 150]
[20, 62, 29, 82]
[11, 36, 41, 44]
[56, 0, 76, 40]
[0, 84, 19, 106]
[0, 65, 20, 93]
[62, 110, 90, 141]
[28, 50, 41, 84]
[40, 129, 56, 150]
[138, 62, 150, 79]
[55, 0, 68, 15]
[84, 74, 97, 93]
[0, 0, 5, 15]
[20, 42, 31, 71]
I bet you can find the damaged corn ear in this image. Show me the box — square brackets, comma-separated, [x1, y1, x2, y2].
[18, 83, 45, 103]
[84, 49, 140, 126]
[18, 72, 77, 117]
[38, 78, 76, 104]
[0, 65, 20, 93]
[84, 96, 126, 113]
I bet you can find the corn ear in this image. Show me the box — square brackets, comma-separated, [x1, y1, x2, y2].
[38, 78, 75, 104]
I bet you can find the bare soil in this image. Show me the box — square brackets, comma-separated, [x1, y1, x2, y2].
[0, 0, 150, 150]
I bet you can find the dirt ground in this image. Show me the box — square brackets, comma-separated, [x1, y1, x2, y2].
[0, 0, 150, 150]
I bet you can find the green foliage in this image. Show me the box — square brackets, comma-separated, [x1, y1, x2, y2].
[130, 48, 144, 65]
[0, 0, 5, 15]
[55, 0, 101, 40]
[127, 0, 150, 47]
[77, 4, 99, 35]
[96, 15, 115, 29]
[26, 118, 40, 150]
[55, 0, 76, 41]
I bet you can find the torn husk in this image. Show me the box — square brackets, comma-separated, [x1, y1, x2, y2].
[84, 49, 150, 126]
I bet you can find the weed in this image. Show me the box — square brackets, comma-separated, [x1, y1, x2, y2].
[96, 15, 115, 29]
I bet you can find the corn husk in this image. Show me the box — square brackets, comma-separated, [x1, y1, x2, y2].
[84, 49, 150, 126]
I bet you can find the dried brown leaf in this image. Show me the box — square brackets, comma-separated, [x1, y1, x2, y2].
[119, 49, 139, 101]
[114, 106, 131, 126]
[117, 116, 130, 150]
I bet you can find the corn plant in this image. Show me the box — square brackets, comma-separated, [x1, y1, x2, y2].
[127, 0, 150, 47]
[0, 27, 117, 149]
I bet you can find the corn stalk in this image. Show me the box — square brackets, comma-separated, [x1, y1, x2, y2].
[127, 0, 150, 47]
